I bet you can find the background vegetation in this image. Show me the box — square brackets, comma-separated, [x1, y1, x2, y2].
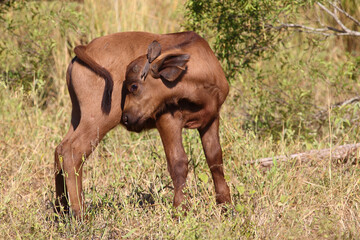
[1, 0, 359, 238]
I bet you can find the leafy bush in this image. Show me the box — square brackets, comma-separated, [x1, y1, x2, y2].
[0, 0, 83, 106]
[184, 0, 360, 141]
[236, 45, 360, 141]
[184, 0, 313, 79]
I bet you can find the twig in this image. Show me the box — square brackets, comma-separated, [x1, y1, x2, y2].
[269, 1, 360, 37]
[328, 1, 360, 27]
[316, 2, 350, 33]
[313, 96, 360, 123]
[272, 23, 342, 33]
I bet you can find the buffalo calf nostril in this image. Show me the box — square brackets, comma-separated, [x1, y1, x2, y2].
[123, 115, 128, 125]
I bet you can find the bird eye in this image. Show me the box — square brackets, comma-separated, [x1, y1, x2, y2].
[129, 83, 138, 93]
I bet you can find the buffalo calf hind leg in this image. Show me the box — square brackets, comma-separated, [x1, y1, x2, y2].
[54, 123, 77, 215]
[55, 144, 70, 215]
[199, 117, 231, 205]
[55, 138, 86, 218]
[55, 123, 106, 218]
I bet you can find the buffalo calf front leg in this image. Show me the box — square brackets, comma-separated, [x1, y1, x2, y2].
[156, 113, 189, 208]
[198, 117, 231, 204]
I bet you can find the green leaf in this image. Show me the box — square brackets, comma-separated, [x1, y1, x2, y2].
[280, 195, 288, 204]
[198, 172, 209, 184]
[122, 228, 138, 238]
[236, 185, 245, 195]
[235, 204, 245, 213]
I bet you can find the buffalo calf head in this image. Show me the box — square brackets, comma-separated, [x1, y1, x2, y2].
[121, 41, 190, 132]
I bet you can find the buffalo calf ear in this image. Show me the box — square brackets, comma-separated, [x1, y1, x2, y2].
[147, 41, 161, 63]
[141, 41, 161, 80]
[151, 54, 190, 82]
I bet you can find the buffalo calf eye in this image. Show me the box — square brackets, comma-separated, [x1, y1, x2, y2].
[130, 84, 138, 93]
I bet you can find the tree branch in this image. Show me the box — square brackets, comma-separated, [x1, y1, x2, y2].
[269, 1, 360, 37]
[316, 2, 353, 33]
[270, 23, 346, 36]
[328, 1, 360, 27]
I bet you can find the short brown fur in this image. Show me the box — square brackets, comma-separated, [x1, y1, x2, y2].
[55, 31, 231, 218]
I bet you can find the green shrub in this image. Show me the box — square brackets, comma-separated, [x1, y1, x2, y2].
[184, 0, 313, 79]
[0, 0, 83, 106]
[184, 0, 360, 141]
[236, 45, 360, 141]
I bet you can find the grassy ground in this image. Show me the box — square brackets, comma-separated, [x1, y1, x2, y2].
[1, 0, 360, 239]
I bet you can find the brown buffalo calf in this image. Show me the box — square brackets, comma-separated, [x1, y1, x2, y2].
[55, 31, 231, 218]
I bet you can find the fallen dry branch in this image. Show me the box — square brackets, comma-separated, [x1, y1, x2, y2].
[247, 143, 360, 168]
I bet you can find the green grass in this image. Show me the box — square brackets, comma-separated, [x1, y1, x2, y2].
[1, 82, 360, 239]
[1, 0, 360, 239]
